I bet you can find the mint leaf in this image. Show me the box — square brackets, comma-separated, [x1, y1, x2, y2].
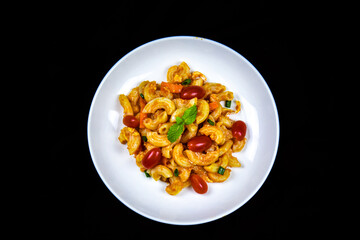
[167, 123, 183, 143]
[167, 104, 198, 143]
[184, 112, 196, 125]
[182, 105, 197, 123]
[176, 116, 184, 125]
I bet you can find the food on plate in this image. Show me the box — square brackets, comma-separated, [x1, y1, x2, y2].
[118, 61, 247, 195]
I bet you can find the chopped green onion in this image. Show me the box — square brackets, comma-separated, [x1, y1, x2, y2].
[174, 168, 179, 177]
[225, 100, 231, 108]
[207, 119, 215, 126]
[218, 166, 225, 175]
[144, 170, 151, 177]
[142, 136, 147, 142]
[140, 93, 145, 99]
[181, 79, 191, 85]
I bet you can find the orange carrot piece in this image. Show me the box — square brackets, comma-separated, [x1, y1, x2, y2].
[161, 81, 183, 93]
[139, 112, 147, 128]
[209, 101, 220, 111]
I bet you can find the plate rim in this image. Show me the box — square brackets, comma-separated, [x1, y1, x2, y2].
[87, 35, 280, 225]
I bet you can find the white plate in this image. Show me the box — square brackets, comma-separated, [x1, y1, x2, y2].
[88, 36, 279, 225]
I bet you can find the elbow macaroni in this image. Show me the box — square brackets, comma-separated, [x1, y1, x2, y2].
[143, 110, 168, 130]
[196, 99, 210, 124]
[142, 97, 176, 115]
[118, 61, 247, 195]
[198, 125, 225, 145]
[119, 94, 134, 116]
[143, 81, 160, 102]
[147, 131, 172, 147]
[167, 61, 191, 83]
[118, 127, 141, 155]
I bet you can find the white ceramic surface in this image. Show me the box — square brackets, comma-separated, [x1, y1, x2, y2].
[87, 36, 279, 225]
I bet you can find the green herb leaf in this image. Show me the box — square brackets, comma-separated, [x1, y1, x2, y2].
[167, 104, 198, 143]
[176, 116, 184, 125]
[218, 166, 225, 175]
[174, 168, 179, 177]
[144, 170, 151, 177]
[225, 100, 231, 108]
[207, 119, 215, 126]
[140, 93, 145, 99]
[181, 79, 191, 85]
[184, 113, 197, 125]
[182, 105, 197, 125]
[167, 123, 184, 143]
[142, 136, 147, 142]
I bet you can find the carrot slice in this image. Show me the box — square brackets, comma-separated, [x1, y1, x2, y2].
[209, 101, 220, 111]
[161, 82, 183, 93]
[139, 112, 147, 128]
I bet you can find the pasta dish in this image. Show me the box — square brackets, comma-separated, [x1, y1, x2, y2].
[118, 62, 247, 195]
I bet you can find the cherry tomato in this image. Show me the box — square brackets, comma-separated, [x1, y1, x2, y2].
[190, 174, 208, 194]
[187, 136, 212, 152]
[123, 115, 140, 128]
[180, 86, 205, 99]
[142, 148, 162, 169]
[232, 120, 247, 141]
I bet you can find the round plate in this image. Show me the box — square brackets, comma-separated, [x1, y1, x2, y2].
[87, 36, 279, 225]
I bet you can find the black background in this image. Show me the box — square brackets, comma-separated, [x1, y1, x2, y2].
[45, 1, 335, 238]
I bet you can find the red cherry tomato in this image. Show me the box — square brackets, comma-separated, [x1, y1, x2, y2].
[187, 136, 212, 152]
[123, 115, 140, 128]
[232, 120, 247, 141]
[190, 174, 208, 194]
[142, 148, 162, 169]
[180, 86, 205, 99]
